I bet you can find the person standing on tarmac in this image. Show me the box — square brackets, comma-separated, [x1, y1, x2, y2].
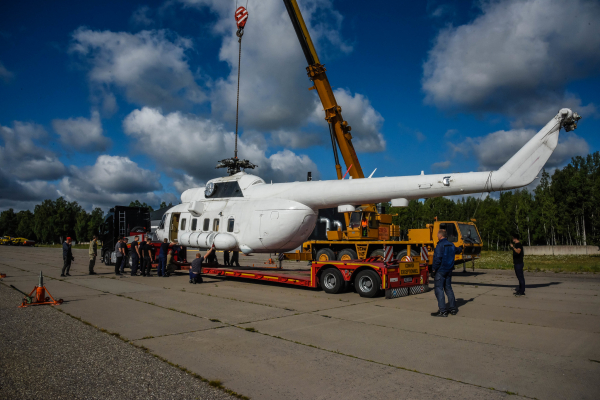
[431, 229, 463, 317]
[157, 238, 174, 277]
[88, 235, 98, 275]
[120, 238, 129, 274]
[61, 237, 74, 277]
[140, 237, 154, 276]
[510, 234, 526, 296]
[130, 236, 140, 276]
[115, 237, 124, 276]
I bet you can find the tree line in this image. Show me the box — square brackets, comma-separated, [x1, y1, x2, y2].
[1, 153, 598, 247]
[0, 199, 172, 244]
[390, 152, 600, 249]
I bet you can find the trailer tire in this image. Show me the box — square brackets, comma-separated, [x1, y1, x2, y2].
[316, 248, 335, 262]
[338, 248, 358, 261]
[104, 252, 111, 266]
[320, 268, 345, 294]
[369, 249, 385, 259]
[355, 269, 381, 298]
[396, 248, 419, 261]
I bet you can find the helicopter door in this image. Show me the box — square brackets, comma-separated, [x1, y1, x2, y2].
[170, 213, 180, 242]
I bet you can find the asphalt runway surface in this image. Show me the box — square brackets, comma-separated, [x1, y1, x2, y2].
[1, 246, 599, 399]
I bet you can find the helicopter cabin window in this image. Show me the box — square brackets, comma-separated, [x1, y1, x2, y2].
[203, 218, 210, 231]
[439, 223, 459, 243]
[191, 218, 197, 231]
[227, 218, 235, 232]
[159, 214, 166, 230]
[213, 219, 220, 232]
[180, 218, 186, 231]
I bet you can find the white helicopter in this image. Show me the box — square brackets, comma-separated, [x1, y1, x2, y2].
[155, 109, 581, 255]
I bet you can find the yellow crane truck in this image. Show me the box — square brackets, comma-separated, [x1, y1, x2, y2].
[281, 0, 482, 268]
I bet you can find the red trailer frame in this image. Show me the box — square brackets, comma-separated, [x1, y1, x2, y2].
[201, 258, 429, 299]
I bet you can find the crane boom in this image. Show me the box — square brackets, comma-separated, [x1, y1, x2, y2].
[283, 0, 364, 180]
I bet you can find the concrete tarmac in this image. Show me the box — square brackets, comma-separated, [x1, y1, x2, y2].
[1, 246, 599, 399]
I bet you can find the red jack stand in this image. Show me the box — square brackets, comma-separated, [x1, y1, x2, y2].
[12, 272, 63, 308]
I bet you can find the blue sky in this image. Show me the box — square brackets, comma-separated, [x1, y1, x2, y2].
[1, 0, 599, 211]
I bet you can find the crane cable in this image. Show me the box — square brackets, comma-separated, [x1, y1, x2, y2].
[234, 3, 248, 159]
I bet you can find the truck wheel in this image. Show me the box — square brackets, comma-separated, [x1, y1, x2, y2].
[316, 248, 335, 262]
[338, 248, 358, 261]
[369, 249, 385, 259]
[320, 268, 344, 294]
[396, 248, 419, 261]
[355, 270, 381, 298]
[104, 252, 111, 266]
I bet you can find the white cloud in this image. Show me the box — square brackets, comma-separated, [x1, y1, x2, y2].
[70, 28, 206, 110]
[431, 160, 451, 171]
[173, 174, 205, 194]
[310, 88, 385, 152]
[122, 107, 319, 184]
[466, 129, 589, 170]
[58, 155, 164, 209]
[0, 122, 66, 181]
[52, 110, 111, 152]
[422, 0, 600, 126]
[0, 61, 14, 83]
[130, 5, 154, 26]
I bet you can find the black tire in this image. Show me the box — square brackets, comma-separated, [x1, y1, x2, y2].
[369, 249, 385, 259]
[104, 252, 111, 266]
[354, 269, 381, 298]
[316, 248, 335, 262]
[396, 248, 419, 261]
[320, 268, 345, 294]
[337, 248, 358, 261]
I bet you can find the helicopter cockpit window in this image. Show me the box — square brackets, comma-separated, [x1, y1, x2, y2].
[208, 181, 244, 198]
[159, 214, 166, 230]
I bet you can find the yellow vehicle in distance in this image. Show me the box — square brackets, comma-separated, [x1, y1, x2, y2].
[11, 237, 36, 246]
[1, 236, 14, 245]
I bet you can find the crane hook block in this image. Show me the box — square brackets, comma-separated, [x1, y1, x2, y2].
[235, 6, 248, 29]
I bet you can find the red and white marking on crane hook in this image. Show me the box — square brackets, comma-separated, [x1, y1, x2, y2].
[235, 6, 248, 29]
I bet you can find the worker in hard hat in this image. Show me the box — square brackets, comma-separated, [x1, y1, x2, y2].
[61, 237, 74, 277]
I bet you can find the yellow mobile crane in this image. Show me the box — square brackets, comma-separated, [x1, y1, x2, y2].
[282, 0, 482, 266]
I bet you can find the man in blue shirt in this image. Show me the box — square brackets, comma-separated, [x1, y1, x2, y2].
[189, 247, 214, 284]
[431, 229, 463, 317]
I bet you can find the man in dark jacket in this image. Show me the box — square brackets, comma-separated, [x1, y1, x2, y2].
[61, 237, 74, 277]
[510, 234, 525, 296]
[115, 237, 124, 276]
[431, 229, 463, 317]
[140, 237, 154, 276]
[130, 236, 140, 276]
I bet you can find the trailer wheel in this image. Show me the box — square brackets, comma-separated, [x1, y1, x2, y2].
[320, 268, 344, 294]
[369, 249, 385, 259]
[396, 248, 419, 261]
[316, 248, 335, 262]
[355, 270, 381, 298]
[104, 252, 111, 266]
[338, 248, 358, 261]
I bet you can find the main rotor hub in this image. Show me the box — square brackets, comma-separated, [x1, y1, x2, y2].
[216, 157, 257, 176]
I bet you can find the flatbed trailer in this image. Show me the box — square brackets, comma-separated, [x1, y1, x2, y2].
[201, 257, 429, 299]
